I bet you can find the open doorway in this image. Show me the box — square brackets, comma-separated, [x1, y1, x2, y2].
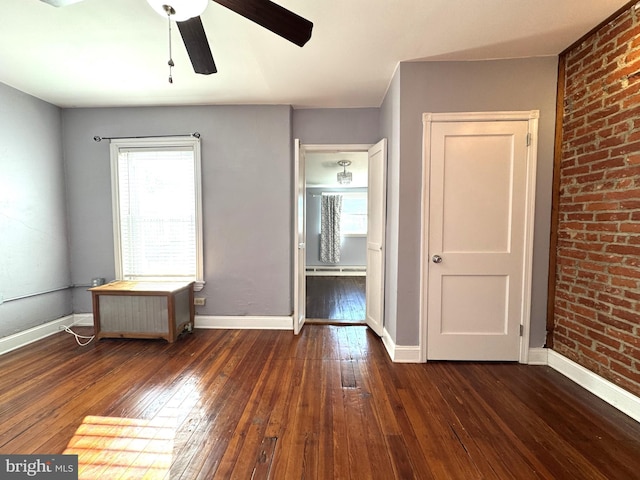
[294, 140, 386, 335]
[303, 147, 369, 324]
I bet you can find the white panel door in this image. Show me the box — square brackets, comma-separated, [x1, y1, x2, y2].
[293, 140, 306, 334]
[366, 139, 387, 336]
[426, 118, 533, 360]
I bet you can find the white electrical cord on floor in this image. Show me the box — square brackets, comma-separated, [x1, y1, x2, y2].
[61, 326, 95, 346]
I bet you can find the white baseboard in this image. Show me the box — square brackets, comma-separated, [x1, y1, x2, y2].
[547, 350, 640, 423]
[73, 313, 94, 326]
[0, 315, 76, 356]
[195, 315, 293, 330]
[527, 347, 549, 365]
[381, 328, 421, 363]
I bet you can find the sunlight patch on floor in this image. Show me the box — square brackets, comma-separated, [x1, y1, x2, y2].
[63, 415, 175, 479]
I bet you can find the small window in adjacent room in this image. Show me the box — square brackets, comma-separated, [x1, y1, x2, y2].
[109, 137, 204, 290]
[341, 192, 368, 236]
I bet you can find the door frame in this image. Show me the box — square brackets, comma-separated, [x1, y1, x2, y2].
[419, 111, 539, 363]
[293, 143, 376, 332]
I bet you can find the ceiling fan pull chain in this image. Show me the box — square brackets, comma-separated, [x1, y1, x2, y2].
[167, 12, 174, 83]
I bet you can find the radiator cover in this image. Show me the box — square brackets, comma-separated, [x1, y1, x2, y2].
[90, 281, 195, 343]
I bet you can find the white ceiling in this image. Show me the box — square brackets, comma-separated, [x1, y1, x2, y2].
[1, 0, 630, 109]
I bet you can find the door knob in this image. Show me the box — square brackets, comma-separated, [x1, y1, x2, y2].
[432, 255, 443, 264]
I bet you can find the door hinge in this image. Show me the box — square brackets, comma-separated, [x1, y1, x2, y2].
[519, 324, 524, 336]
[526, 133, 532, 146]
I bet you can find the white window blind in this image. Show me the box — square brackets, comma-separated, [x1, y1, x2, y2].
[110, 138, 203, 288]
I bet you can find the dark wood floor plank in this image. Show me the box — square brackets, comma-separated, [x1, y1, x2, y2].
[1, 325, 639, 479]
[306, 275, 366, 322]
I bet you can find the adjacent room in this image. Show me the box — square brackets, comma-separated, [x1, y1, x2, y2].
[1, 0, 639, 478]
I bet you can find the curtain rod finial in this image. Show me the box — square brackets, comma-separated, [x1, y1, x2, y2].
[93, 136, 102, 142]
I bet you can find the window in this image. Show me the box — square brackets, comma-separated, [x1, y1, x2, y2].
[340, 192, 367, 236]
[110, 137, 204, 290]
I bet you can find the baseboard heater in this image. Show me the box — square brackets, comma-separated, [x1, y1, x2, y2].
[306, 266, 366, 276]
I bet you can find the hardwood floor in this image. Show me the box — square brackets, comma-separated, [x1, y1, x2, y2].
[1, 326, 639, 479]
[306, 275, 366, 323]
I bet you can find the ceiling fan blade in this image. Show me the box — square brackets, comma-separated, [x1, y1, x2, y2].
[39, 0, 86, 6]
[212, 0, 312, 47]
[177, 16, 217, 75]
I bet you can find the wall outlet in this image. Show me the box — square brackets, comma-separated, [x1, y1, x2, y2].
[194, 297, 206, 306]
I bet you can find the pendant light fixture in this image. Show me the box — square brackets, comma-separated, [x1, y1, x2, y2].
[337, 160, 352, 185]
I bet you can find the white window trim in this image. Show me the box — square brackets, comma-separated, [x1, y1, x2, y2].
[109, 136, 205, 291]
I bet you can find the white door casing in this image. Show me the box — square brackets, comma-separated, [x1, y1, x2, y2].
[420, 112, 538, 362]
[293, 139, 306, 334]
[365, 139, 387, 336]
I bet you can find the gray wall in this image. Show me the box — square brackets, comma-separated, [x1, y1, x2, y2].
[306, 187, 367, 267]
[381, 58, 558, 347]
[380, 68, 401, 343]
[293, 108, 380, 145]
[62, 105, 293, 317]
[2, 60, 557, 349]
[0, 83, 71, 338]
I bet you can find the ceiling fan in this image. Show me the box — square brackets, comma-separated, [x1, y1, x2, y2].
[40, 0, 313, 75]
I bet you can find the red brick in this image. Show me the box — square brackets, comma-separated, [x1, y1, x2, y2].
[608, 328, 640, 348]
[623, 344, 640, 362]
[576, 171, 606, 184]
[585, 222, 618, 232]
[597, 291, 634, 310]
[566, 212, 595, 222]
[610, 361, 640, 384]
[623, 256, 640, 268]
[588, 252, 623, 263]
[587, 103, 621, 123]
[623, 93, 640, 109]
[556, 4, 640, 397]
[581, 346, 611, 365]
[612, 276, 639, 288]
[597, 312, 636, 332]
[612, 308, 640, 324]
[576, 150, 609, 165]
[603, 190, 640, 201]
[594, 211, 630, 221]
[596, 344, 633, 366]
[610, 140, 640, 157]
[605, 244, 640, 256]
[563, 164, 590, 177]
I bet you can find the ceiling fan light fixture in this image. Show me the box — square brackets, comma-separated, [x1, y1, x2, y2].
[337, 160, 352, 185]
[147, 0, 208, 21]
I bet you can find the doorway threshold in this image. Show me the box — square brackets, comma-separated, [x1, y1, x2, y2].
[305, 318, 366, 326]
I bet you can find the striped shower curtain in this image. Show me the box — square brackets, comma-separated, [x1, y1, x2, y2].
[320, 194, 342, 263]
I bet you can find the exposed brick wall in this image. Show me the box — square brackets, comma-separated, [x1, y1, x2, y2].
[554, 3, 640, 397]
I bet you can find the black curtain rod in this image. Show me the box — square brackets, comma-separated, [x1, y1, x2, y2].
[93, 132, 200, 142]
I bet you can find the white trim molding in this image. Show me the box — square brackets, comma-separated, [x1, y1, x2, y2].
[73, 313, 94, 326]
[527, 347, 549, 366]
[0, 315, 76, 356]
[195, 315, 293, 330]
[547, 350, 640, 424]
[381, 328, 421, 363]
